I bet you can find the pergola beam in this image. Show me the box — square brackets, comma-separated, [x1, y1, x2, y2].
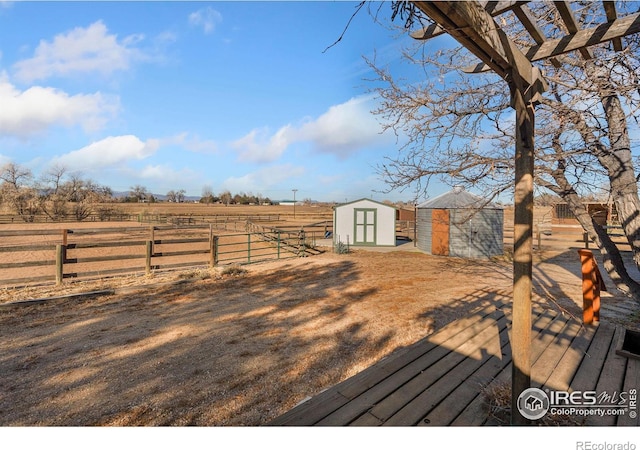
[462, 12, 640, 73]
[603, 1, 623, 51]
[554, 1, 594, 59]
[512, 4, 562, 68]
[413, 0, 541, 86]
[410, 0, 526, 41]
[526, 12, 640, 62]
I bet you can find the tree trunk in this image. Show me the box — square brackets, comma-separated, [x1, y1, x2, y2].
[541, 161, 640, 300]
[586, 62, 640, 269]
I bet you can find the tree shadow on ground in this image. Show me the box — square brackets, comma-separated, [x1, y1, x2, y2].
[0, 258, 399, 426]
[3, 247, 632, 426]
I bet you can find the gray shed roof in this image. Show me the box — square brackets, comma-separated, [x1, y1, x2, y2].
[417, 186, 502, 209]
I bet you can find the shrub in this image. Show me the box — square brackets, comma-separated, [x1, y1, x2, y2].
[220, 264, 247, 277]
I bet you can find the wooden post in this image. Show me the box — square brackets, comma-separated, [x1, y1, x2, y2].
[511, 83, 535, 426]
[146, 240, 153, 275]
[209, 224, 216, 267]
[578, 249, 605, 324]
[55, 244, 65, 285]
[583, 232, 590, 249]
[56, 229, 68, 285]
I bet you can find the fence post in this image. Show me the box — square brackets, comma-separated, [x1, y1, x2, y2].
[214, 236, 219, 265]
[55, 244, 65, 285]
[56, 229, 68, 285]
[146, 240, 153, 275]
[299, 230, 306, 257]
[583, 231, 590, 249]
[209, 224, 216, 267]
[247, 233, 251, 263]
[535, 223, 541, 249]
[277, 231, 281, 259]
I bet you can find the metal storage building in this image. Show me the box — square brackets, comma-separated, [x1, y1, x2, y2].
[333, 199, 397, 247]
[416, 186, 503, 258]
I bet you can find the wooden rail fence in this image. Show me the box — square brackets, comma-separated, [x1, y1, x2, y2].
[503, 223, 631, 251]
[0, 224, 318, 287]
[0, 220, 631, 288]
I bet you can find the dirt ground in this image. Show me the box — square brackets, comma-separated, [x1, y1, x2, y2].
[0, 246, 637, 426]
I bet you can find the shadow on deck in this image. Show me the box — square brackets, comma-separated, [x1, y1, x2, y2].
[270, 300, 639, 426]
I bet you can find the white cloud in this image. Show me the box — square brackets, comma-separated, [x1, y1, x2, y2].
[162, 132, 218, 155]
[0, 74, 119, 138]
[12, 21, 147, 82]
[222, 164, 305, 193]
[231, 126, 294, 163]
[138, 164, 198, 183]
[156, 31, 178, 45]
[188, 7, 222, 35]
[52, 135, 159, 171]
[231, 96, 389, 163]
[298, 96, 388, 156]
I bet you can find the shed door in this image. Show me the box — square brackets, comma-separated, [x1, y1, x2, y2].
[431, 209, 449, 256]
[354, 208, 376, 245]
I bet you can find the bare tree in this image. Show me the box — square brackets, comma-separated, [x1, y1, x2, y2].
[37, 167, 113, 221]
[201, 185, 216, 204]
[0, 163, 40, 222]
[219, 190, 232, 206]
[39, 164, 69, 220]
[129, 185, 148, 203]
[371, 2, 640, 298]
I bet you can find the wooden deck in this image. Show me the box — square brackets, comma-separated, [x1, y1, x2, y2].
[270, 301, 639, 426]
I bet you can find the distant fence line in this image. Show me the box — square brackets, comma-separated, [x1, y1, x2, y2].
[1, 219, 631, 289]
[503, 223, 630, 251]
[0, 212, 287, 225]
[0, 223, 323, 288]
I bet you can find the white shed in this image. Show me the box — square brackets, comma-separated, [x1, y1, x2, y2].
[333, 199, 397, 247]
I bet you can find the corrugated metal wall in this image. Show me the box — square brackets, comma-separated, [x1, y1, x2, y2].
[416, 208, 432, 254]
[449, 209, 503, 258]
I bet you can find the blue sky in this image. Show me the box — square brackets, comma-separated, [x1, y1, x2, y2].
[0, 1, 445, 203]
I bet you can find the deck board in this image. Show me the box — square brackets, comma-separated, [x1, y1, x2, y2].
[270, 303, 505, 426]
[540, 321, 595, 392]
[270, 300, 637, 427]
[316, 307, 507, 425]
[368, 316, 508, 424]
[384, 320, 511, 426]
[452, 309, 570, 426]
[585, 326, 627, 426]
[618, 357, 640, 426]
[569, 324, 616, 394]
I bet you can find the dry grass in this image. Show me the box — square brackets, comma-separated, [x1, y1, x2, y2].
[0, 246, 617, 426]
